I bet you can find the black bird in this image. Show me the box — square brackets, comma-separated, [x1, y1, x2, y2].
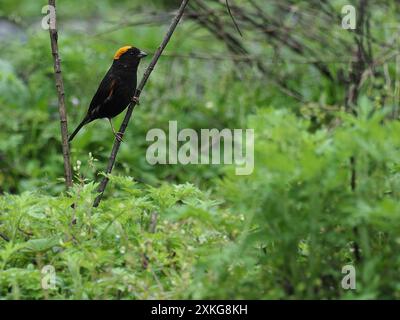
[68, 46, 147, 142]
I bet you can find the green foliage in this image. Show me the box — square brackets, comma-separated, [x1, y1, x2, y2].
[2, 106, 400, 299]
[0, 179, 239, 299]
[190, 107, 400, 299]
[2, 0, 400, 300]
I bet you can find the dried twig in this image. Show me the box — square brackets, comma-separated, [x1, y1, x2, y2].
[93, 0, 190, 207]
[149, 211, 158, 233]
[224, 0, 243, 37]
[48, 0, 73, 188]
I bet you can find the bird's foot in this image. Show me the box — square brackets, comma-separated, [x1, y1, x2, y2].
[132, 96, 140, 105]
[115, 131, 124, 143]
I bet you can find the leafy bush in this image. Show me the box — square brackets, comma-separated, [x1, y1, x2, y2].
[3, 105, 400, 299]
[190, 105, 400, 299]
[0, 179, 239, 299]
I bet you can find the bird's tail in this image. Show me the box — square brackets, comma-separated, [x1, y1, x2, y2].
[69, 116, 90, 142]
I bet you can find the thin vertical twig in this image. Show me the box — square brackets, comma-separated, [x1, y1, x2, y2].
[93, 0, 190, 207]
[345, 0, 372, 264]
[393, 54, 400, 119]
[149, 211, 159, 233]
[224, 0, 243, 37]
[48, 0, 73, 188]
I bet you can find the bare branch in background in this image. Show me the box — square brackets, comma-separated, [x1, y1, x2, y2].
[48, 0, 73, 189]
[186, 0, 399, 107]
[93, 0, 190, 207]
[224, 0, 243, 37]
[188, 0, 305, 101]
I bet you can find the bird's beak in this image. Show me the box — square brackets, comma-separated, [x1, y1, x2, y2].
[138, 50, 148, 58]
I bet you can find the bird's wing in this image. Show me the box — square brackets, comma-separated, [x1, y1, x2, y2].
[87, 70, 119, 117]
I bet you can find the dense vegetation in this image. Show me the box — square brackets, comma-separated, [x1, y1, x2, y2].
[1, 0, 400, 299]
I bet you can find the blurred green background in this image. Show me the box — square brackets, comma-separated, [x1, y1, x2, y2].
[1, 0, 400, 299]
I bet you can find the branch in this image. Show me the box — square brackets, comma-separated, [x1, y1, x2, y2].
[224, 0, 243, 37]
[48, 0, 73, 189]
[149, 211, 158, 233]
[93, 0, 189, 207]
[188, 1, 304, 101]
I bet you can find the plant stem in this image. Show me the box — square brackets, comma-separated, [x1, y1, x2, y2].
[48, 0, 73, 189]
